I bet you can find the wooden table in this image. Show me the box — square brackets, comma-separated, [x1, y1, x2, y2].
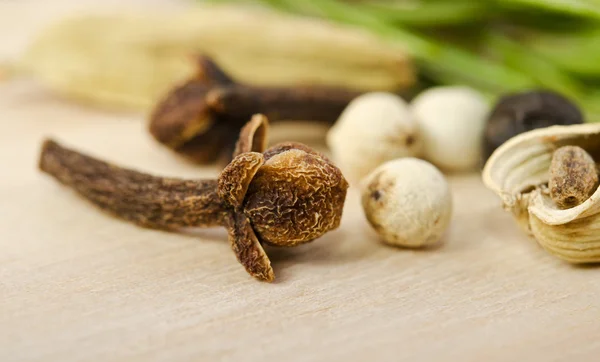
[1, 2, 599, 361]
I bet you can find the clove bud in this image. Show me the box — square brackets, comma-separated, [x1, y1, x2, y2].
[148, 55, 363, 165]
[39, 114, 349, 282]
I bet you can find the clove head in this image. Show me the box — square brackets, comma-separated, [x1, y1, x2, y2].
[217, 115, 348, 279]
[148, 56, 247, 164]
[243, 144, 348, 247]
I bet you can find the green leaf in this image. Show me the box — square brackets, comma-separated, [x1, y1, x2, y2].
[355, 1, 490, 26]
[525, 27, 600, 76]
[496, 0, 600, 19]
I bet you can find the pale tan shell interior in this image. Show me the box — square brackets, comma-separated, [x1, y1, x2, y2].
[483, 124, 600, 226]
[529, 212, 600, 262]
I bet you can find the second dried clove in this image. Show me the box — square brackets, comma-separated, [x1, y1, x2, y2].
[148, 55, 363, 165]
[39, 114, 349, 282]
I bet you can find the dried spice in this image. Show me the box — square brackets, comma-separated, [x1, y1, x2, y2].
[39, 114, 349, 282]
[326, 92, 422, 183]
[411, 86, 489, 172]
[549, 145, 599, 209]
[482, 123, 600, 264]
[482, 90, 583, 163]
[361, 158, 452, 248]
[148, 56, 363, 165]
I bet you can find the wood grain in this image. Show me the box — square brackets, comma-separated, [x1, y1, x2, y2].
[1, 2, 600, 361]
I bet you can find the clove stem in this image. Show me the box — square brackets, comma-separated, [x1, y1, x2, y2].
[39, 140, 229, 230]
[208, 84, 361, 125]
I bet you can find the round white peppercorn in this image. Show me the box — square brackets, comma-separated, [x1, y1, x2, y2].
[326, 92, 422, 183]
[410, 86, 490, 172]
[361, 158, 452, 248]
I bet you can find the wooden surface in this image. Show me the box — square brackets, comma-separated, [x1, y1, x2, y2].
[1, 2, 600, 361]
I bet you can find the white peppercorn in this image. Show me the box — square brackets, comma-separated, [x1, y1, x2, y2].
[361, 158, 452, 248]
[410, 86, 489, 172]
[326, 92, 422, 183]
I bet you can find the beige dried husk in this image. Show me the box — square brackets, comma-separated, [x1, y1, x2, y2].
[482, 123, 600, 263]
[18, 4, 414, 112]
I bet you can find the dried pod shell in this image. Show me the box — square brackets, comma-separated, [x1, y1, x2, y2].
[483, 123, 600, 263]
[549, 146, 599, 209]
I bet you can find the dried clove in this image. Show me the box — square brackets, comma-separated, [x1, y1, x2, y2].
[39, 114, 349, 282]
[148, 55, 363, 165]
[482, 90, 583, 164]
[549, 145, 599, 209]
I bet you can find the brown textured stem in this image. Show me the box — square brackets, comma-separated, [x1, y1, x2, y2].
[208, 85, 361, 126]
[39, 139, 230, 230]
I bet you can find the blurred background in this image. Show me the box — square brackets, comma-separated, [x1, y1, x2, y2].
[2, 0, 600, 119]
[1, 0, 599, 179]
[4, 3, 600, 361]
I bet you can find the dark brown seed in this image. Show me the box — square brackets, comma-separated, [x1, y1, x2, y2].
[39, 114, 348, 282]
[549, 145, 599, 209]
[482, 90, 583, 164]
